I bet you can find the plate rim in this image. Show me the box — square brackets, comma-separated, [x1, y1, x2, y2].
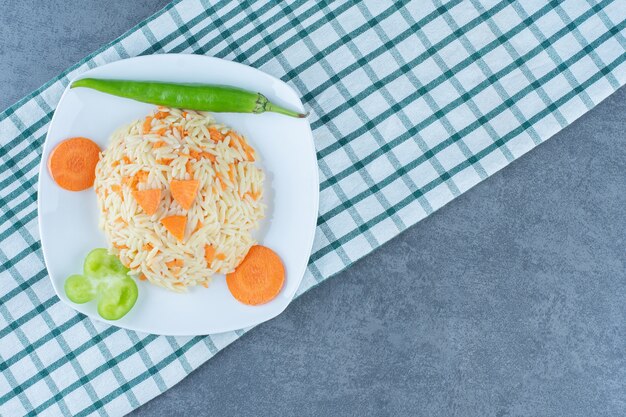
[38, 53, 319, 335]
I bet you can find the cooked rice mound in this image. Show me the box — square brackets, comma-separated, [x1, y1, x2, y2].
[94, 107, 265, 291]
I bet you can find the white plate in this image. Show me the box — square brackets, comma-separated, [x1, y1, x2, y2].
[38, 54, 318, 335]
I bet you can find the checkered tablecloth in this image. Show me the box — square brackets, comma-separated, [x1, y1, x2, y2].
[1, 0, 625, 415]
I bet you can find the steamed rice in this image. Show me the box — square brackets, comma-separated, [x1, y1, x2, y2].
[94, 107, 265, 291]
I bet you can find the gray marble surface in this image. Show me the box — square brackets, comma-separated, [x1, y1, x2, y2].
[2, 2, 626, 416]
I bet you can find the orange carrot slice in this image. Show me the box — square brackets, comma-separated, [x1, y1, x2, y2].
[170, 179, 199, 210]
[121, 156, 132, 164]
[160, 215, 187, 242]
[47, 137, 101, 191]
[185, 161, 194, 176]
[154, 111, 169, 120]
[132, 189, 161, 216]
[153, 141, 166, 148]
[139, 273, 147, 281]
[204, 244, 216, 266]
[216, 253, 226, 261]
[156, 158, 173, 165]
[226, 245, 285, 305]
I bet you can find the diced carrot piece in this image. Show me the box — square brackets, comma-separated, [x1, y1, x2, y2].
[153, 141, 166, 148]
[245, 191, 260, 201]
[182, 111, 188, 118]
[166, 259, 184, 268]
[111, 160, 120, 167]
[200, 152, 216, 163]
[229, 132, 241, 146]
[185, 161, 194, 176]
[113, 243, 129, 250]
[122, 176, 136, 187]
[170, 179, 199, 210]
[142, 243, 153, 251]
[157, 158, 173, 165]
[111, 184, 122, 196]
[189, 149, 200, 159]
[121, 156, 131, 164]
[228, 137, 238, 150]
[229, 133, 255, 161]
[139, 273, 147, 281]
[175, 126, 186, 138]
[134, 170, 149, 183]
[143, 116, 153, 134]
[228, 164, 235, 183]
[238, 135, 256, 162]
[201, 282, 208, 288]
[215, 173, 227, 191]
[204, 244, 216, 265]
[193, 220, 203, 234]
[229, 133, 243, 152]
[132, 188, 161, 216]
[154, 111, 169, 120]
[216, 253, 226, 261]
[208, 128, 223, 142]
[160, 215, 187, 242]
[156, 128, 168, 136]
[115, 216, 126, 223]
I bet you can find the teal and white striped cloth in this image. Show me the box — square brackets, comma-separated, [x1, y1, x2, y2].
[1, 0, 625, 415]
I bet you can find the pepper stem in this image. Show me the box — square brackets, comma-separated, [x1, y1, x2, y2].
[257, 93, 308, 118]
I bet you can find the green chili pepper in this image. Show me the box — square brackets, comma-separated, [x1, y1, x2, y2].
[71, 78, 307, 118]
[64, 248, 138, 320]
